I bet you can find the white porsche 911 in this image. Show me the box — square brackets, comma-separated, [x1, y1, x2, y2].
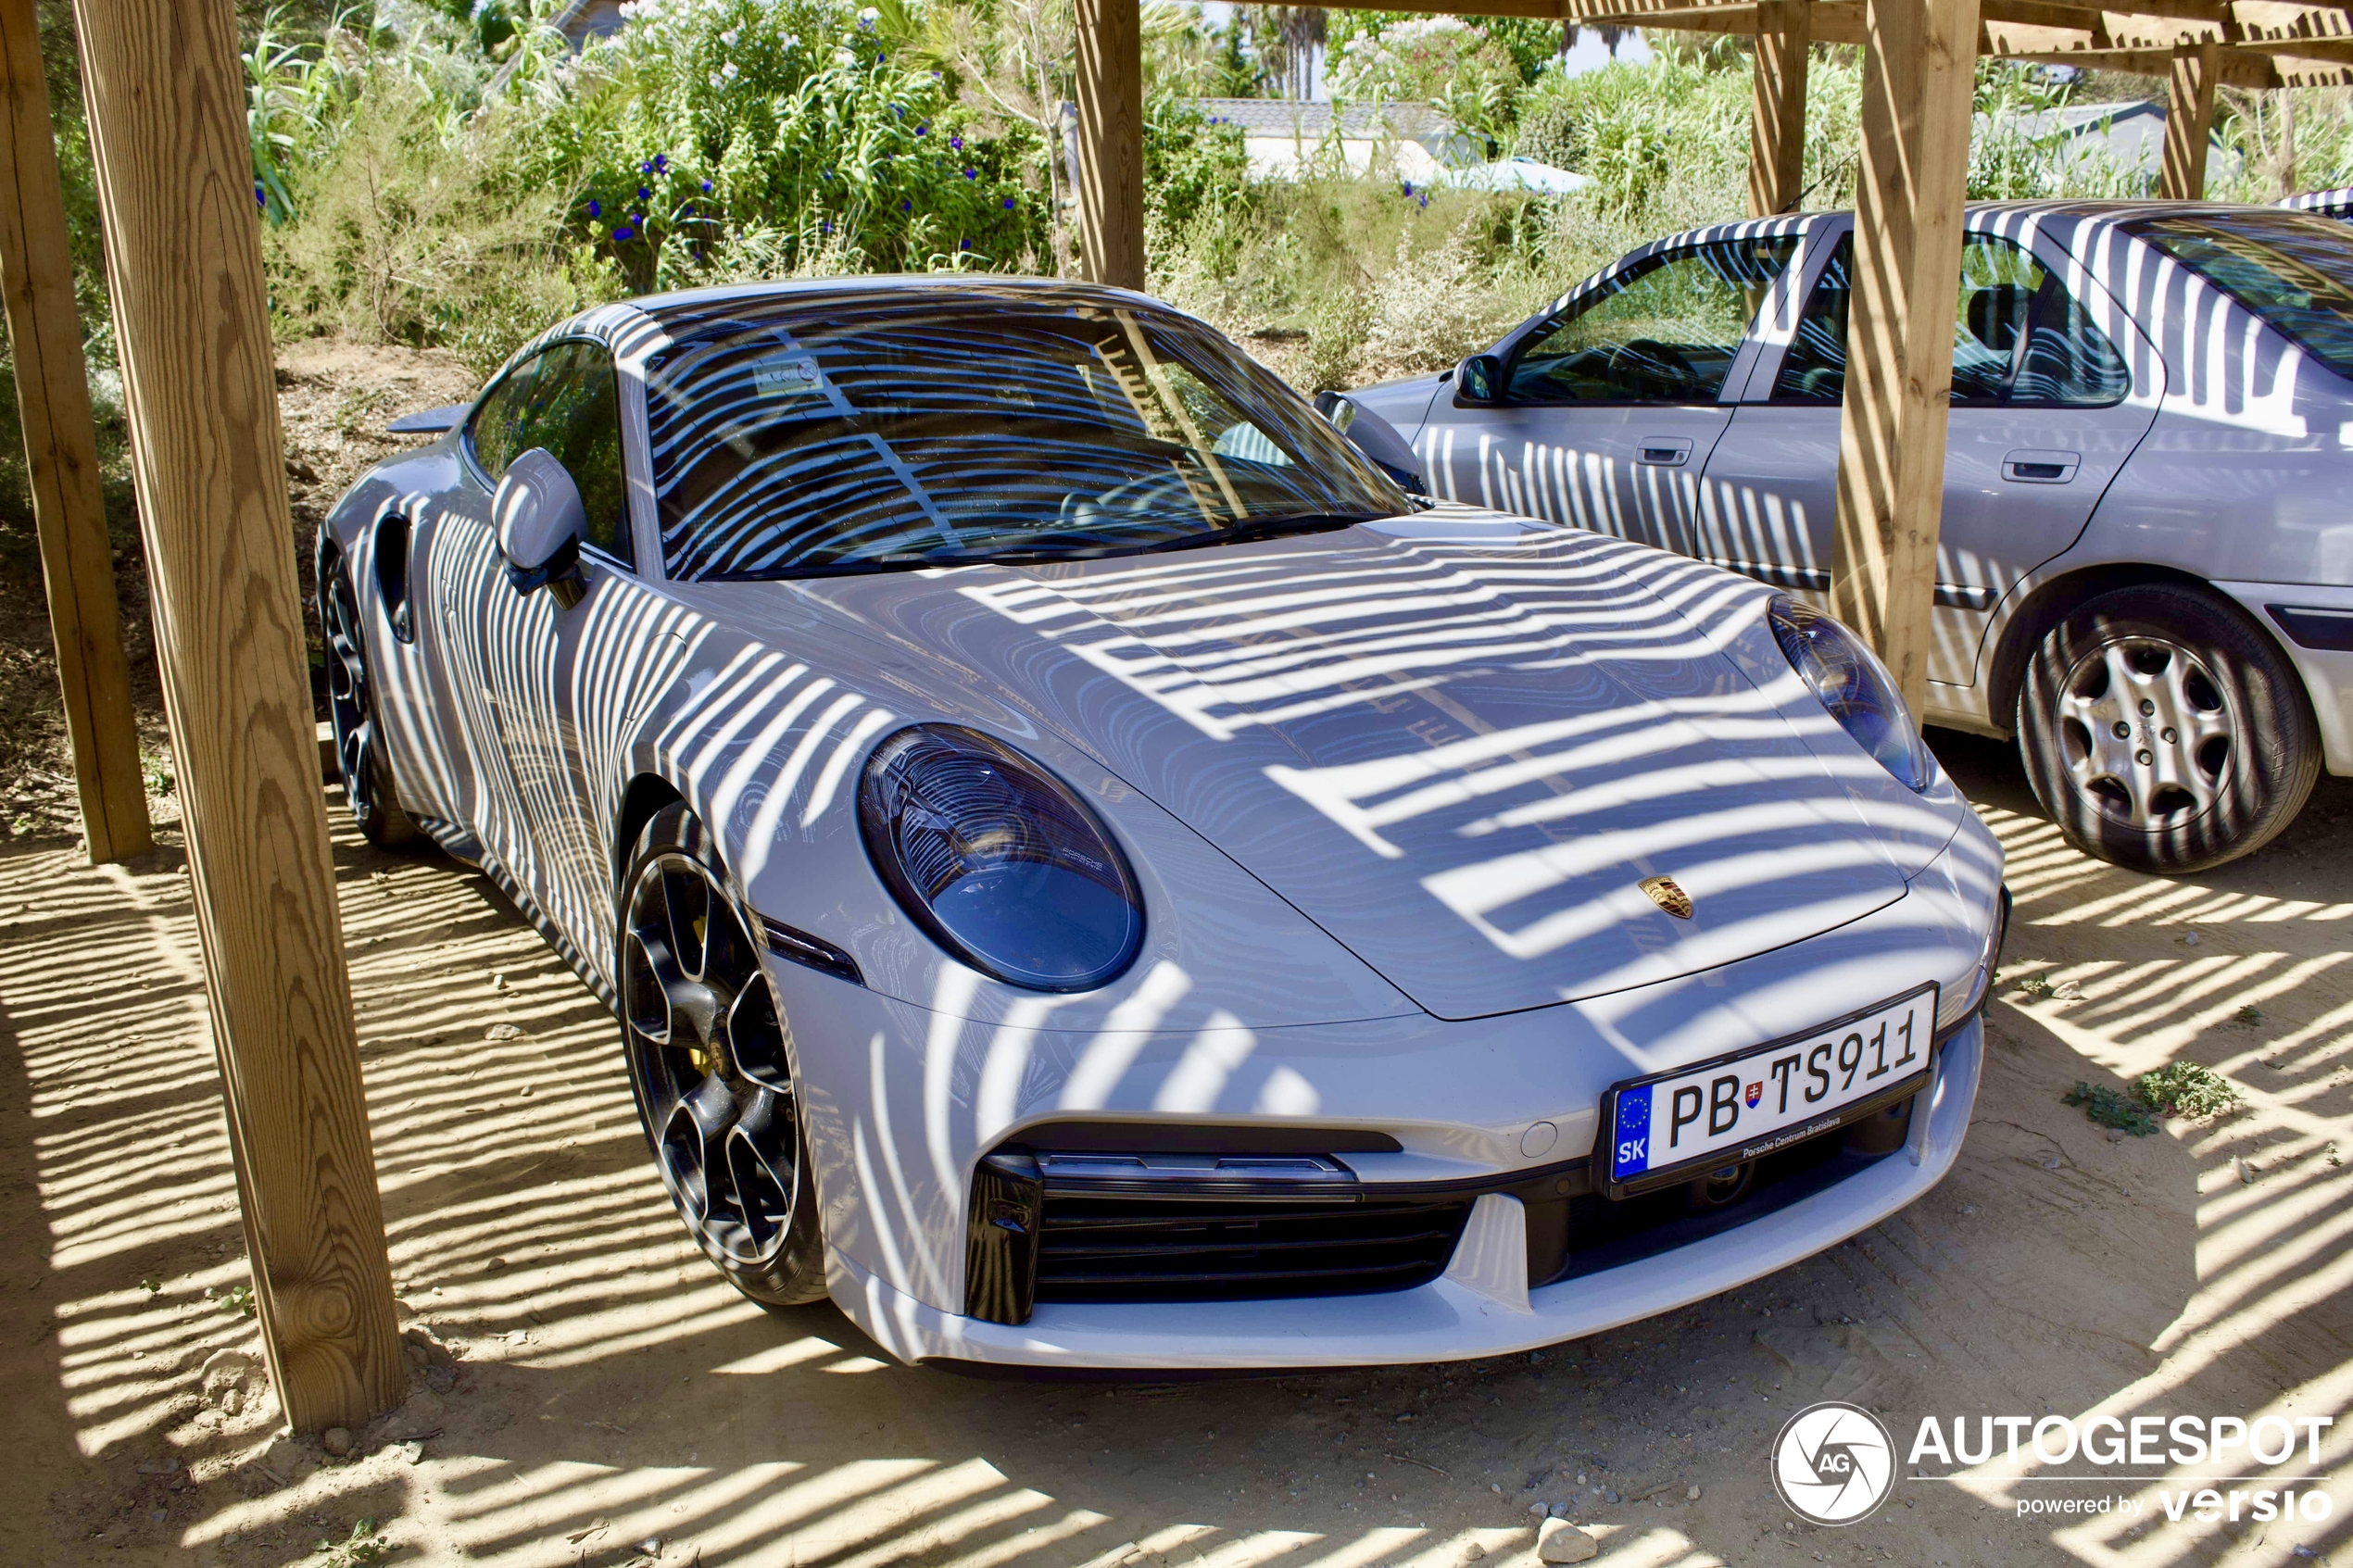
[321, 278, 2007, 1369]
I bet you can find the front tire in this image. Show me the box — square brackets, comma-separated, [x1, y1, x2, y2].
[2016, 583, 2319, 874]
[618, 804, 827, 1307]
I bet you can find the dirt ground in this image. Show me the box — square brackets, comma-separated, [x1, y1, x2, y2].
[2, 337, 2352, 1567]
[0, 731, 2347, 1568]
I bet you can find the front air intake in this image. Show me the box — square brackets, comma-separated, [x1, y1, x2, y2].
[963, 1148, 1474, 1324]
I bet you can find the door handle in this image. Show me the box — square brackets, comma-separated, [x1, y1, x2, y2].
[1636, 438, 1693, 467]
[2002, 448, 2080, 483]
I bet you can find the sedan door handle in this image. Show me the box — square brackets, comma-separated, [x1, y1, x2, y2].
[1636, 438, 1693, 467]
[2002, 448, 2080, 483]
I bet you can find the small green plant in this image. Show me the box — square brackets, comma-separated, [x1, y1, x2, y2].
[2019, 974, 2055, 1000]
[2137, 1061, 2243, 1119]
[222, 1283, 257, 1319]
[2063, 1082, 2158, 1136]
[137, 1277, 162, 1296]
[2234, 1005, 2263, 1027]
[315, 1518, 388, 1567]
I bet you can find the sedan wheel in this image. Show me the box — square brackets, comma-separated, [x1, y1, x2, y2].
[319, 544, 416, 847]
[2017, 584, 2319, 874]
[619, 804, 827, 1306]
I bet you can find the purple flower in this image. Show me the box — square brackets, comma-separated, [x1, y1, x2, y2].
[637, 185, 652, 200]
[614, 225, 635, 241]
[1001, 195, 1015, 208]
[586, 197, 602, 218]
[255, 182, 267, 207]
[700, 180, 713, 193]
[963, 168, 975, 180]
[1401, 180, 1414, 196]
[900, 198, 912, 211]
[631, 212, 645, 225]
[652, 153, 668, 171]
[914, 122, 927, 135]
[960, 238, 971, 250]
[821, 219, 833, 233]
[639, 160, 653, 174]
[950, 133, 963, 150]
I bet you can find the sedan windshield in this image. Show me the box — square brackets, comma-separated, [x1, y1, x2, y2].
[643, 287, 1407, 579]
[2125, 209, 2353, 381]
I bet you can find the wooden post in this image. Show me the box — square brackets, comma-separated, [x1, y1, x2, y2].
[1749, 0, 1812, 217]
[2160, 41, 2219, 199]
[0, 0, 150, 863]
[1073, 0, 1145, 291]
[1827, 0, 1982, 710]
[69, 0, 402, 1431]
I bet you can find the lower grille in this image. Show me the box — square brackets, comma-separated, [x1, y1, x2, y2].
[1034, 1191, 1474, 1304]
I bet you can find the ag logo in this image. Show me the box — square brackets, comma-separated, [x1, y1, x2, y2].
[1769, 1401, 1895, 1525]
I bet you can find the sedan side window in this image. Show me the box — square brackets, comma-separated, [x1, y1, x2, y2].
[467, 341, 634, 567]
[1775, 232, 2129, 407]
[1506, 236, 1798, 405]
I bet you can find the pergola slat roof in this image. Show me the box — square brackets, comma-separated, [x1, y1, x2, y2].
[1327, 0, 2353, 85]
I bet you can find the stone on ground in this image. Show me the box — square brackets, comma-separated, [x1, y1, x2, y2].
[1536, 1518, 1598, 1563]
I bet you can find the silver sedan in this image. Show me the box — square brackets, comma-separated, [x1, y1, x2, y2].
[1346, 201, 2353, 873]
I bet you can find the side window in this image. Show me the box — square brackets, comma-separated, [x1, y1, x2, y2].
[1506, 236, 1798, 404]
[1774, 233, 2129, 407]
[466, 342, 634, 567]
[466, 352, 545, 483]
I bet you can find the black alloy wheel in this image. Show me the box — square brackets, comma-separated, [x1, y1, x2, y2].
[319, 542, 417, 848]
[618, 804, 826, 1307]
[2017, 583, 2320, 874]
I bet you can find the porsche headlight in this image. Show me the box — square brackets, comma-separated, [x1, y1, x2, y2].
[859, 725, 1143, 991]
[1767, 595, 1935, 792]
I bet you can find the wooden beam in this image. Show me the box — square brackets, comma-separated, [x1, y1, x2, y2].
[2161, 39, 2221, 195]
[1751, 0, 1812, 215]
[0, 0, 149, 864]
[1073, 0, 1145, 292]
[68, 0, 401, 1432]
[1830, 0, 1982, 712]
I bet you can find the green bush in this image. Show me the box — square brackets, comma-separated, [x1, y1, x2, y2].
[549, 0, 1045, 282]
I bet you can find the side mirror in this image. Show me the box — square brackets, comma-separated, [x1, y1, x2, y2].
[491, 448, 588, 608]
[1455, 354, 1504, 404]
[1313, 391, 1428, 495]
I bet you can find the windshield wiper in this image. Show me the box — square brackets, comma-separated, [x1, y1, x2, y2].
[1138, 512, 1379, 556]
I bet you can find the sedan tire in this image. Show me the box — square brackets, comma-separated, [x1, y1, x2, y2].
[2016, 583, 2319, 874]
[618, 803, 828, 1308]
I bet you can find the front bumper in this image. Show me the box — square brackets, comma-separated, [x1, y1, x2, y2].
[826, 1016, 1982, 1369]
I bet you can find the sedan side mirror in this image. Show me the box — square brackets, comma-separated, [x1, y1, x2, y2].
[1454, 353, 1504, 404]
[492, 447, 588, 608]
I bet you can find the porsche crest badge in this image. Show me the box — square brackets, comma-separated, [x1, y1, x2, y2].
[1639, 875, 1694, 920]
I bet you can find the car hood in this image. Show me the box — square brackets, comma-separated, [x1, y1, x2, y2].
[788, 510, 1909, 1022]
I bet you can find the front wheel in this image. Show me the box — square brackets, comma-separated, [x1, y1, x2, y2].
[618, 803, 827, 1307]
[2015, 583, 2319, 874]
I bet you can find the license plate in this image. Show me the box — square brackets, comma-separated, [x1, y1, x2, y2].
[1602, 985, 1939, 1198]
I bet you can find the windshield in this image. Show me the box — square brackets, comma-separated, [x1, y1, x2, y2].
[643, 288, 1407, 579]
[2125, 209, 2353, 381]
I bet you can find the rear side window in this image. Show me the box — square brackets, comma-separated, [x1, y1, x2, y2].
[1775, 232, 2129, 407]
[1507, 236, 1799, 404]
[466, 341, 634, 567]
[2126, 209, 2353, 382]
